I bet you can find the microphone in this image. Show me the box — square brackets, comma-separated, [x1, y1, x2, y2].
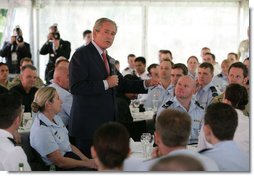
[109, 57, 116, 75]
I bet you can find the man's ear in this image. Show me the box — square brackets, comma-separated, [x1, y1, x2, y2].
[91, 146, 97, 159]
[154, 131, 160, 145]
[203, 124, 212, 142]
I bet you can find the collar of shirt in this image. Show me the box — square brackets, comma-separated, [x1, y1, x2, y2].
[37, 112, 61, 128]
[173, 96, 196, 113]
[0, 129, 13, 139]
[92, 40, 104, 59]
[201, 81, 214, 92]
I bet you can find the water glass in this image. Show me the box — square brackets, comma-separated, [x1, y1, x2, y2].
[140, 133, 153, 158]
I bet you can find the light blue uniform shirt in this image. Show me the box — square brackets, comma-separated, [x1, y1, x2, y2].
[30, 112, 72, 165]
[144, 84, 174, 110]
[157, 96, 204, 144]
[212, 72, 229, 92]
[201, 141, 249, 171]
[49, 83, 73, 126]
[195, 81, 220, 109]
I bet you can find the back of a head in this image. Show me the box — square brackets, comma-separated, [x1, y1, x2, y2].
[31, 87, 56, 113]
[205, 103, 238, 141]
[224, 84, 248, 110]
[156, 109, 191, 147]
[0, 92, 22, 129]
[93, 122, 130, 169]
[150, 154, 205, 171]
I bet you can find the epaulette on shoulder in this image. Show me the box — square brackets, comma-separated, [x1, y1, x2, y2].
[198, 148, 212, 154]
[210, 86, 218, 97]
[162, 100, 173, 108]
[40, 120, 48, 127]
[124, 67, 130, 71]
[218, 73, 223, 78]
[195, 101, 204, 109]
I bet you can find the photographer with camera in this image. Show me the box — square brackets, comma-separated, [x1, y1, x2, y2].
[40, 24, 71, 84]
[0, 25, 32, 74]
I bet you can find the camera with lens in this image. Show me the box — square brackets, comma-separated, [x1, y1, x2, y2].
[16, 35, 23, 43]
[52, 32, 60, 40]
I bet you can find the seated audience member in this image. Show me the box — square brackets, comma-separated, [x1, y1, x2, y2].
[200, 103, 249, 171]
[211, 62, 249, 116]
[227, 52, 239, 63]
[202, 53, 220, 76]
[10, 65, 38, 112]
[187, 56, 199, 80]
[158, 49, 173, 63]
[157, 76, 204, 144]
[170, 63, 188, 87]
[150, 154, 205, 171]
[243, 57, 249, 70]
[49, 59, 72, 126]
[30, 87, 96, 171]
[147, 63, 160, 81]
[91, 122, 130, 171]
[123, 109, 218, 171]
[10, 57, 44, 89]
[195, 62, 219, 109]
[0, 93, 31, 171]
[198, 84, 249, 154]
[0, 62, 11, 89]
[144, 59, 174, 110]
[122, 54, 136, 76]
[212, 59, 230, 92]
[200, 47, 211, 62]
[116, 74, 140, 123]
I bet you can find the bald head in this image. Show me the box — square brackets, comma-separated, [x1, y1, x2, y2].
[53, 62, 69, 90]
[175, 76, 196, 99]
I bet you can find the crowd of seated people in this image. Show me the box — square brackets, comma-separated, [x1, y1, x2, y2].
[0, 22, 250, 172]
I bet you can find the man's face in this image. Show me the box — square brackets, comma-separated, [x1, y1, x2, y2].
[198, 67, 213, 87]
[171, 68, 184, 86]
[227, 54, 238, 63]
[159, 53, 171, 63]
[128, 56, 136, 69]
[149, 66, 160, 81]
[159, 61, 171, 80]
[203, 55, 213, 64]
[135, 61, 146, 75]
[221, 62, 229, 76]
[20, 68, 37, 88]
[0, 65, 9, 82]
[175, 76, 195, 99]
[201, 48, 210, 59]
[228, 67, 246, 85]
[93, 21, 116, 50]
[84, 33, 92, 45]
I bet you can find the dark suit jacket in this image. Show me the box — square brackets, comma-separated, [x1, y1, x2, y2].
[69, 42, 147, 139]
[0, 41, 32, 73]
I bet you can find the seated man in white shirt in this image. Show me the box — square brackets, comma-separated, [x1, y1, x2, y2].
[0, 92, 31, 171]
[199, 103, 249, 171]
[123, 109, 218, 171]
[49, 58, 72, 126]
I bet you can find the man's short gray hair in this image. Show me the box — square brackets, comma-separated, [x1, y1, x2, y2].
[93, 18, 117, 33]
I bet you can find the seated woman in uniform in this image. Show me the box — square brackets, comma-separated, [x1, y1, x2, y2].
[30, 87, 96, 171]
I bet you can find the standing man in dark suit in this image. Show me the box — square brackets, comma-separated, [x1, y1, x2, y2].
[40, 25, 71, 84]
[69, 18, 158, 157]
